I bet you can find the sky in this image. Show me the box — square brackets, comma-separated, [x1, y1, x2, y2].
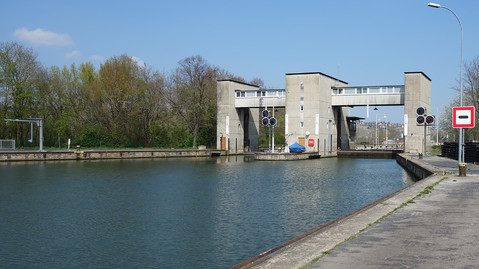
[2, 0, 479, 123]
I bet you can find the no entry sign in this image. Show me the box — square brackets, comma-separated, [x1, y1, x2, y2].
[453, 106, 475, 128]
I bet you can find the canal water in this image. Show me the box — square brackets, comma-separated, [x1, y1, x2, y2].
[0, 157, 417, 268]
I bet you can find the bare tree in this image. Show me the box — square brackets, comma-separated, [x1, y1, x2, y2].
[168, 55, 217, 148]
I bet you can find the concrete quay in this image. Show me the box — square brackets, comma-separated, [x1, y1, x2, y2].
[0, 149, 225, 162]
[254, 152, 321, 161]
[235, 154, 479, 269]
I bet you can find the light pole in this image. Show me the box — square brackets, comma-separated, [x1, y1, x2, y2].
[375, 114, 378, 147]
[384, 115, 388, 146]
[428, 2, 465, 169]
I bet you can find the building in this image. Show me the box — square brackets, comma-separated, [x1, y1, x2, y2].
[217, 71, 431, 156]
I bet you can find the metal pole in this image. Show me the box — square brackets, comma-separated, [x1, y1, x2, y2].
[436, 108, 439, 144]
[384, 115, 388, 145]
[375, 114, 378, 147]
[39, 119, 44, 152]
[424, 120, 427, 156]
[428, 3, 464, 173]
[272, 103, 275, 153]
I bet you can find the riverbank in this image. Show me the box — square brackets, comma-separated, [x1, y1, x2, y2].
[0, 149, 225, 161]
[234, 154, 476, 268]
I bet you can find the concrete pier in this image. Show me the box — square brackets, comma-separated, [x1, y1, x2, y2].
[233, 154, 479, 268]
[254, 152, 321, 161]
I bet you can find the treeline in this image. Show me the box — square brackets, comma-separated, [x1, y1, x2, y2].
[0, 42, 263, 148]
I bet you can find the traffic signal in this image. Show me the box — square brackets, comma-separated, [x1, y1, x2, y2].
[262, 110, 270, 118]
[269, 117, 277, 127]
[426, 115, 435, 125]
[416, 115, 425, 125]
[262, 117, 270, 126]
[416, 107, 427, 125]
[416, 107, 426, 116]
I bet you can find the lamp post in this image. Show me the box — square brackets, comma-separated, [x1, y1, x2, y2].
[428, 2, 465, 171]
[384, 115, 388, 146]
[375, 114, 378, 147]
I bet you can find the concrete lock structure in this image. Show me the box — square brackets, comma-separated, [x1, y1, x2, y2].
[216, 71, 431, 156]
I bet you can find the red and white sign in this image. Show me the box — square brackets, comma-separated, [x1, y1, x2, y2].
[453, 106, 475, 128]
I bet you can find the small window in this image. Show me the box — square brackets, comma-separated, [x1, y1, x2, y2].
[236, 92, 241, 97]
[300, 96, 304, 101]
[300, 121, 304, 128]
[241, 92, 245, 97]
[300, 83, 304, 92]
[300, 105, 304, 111]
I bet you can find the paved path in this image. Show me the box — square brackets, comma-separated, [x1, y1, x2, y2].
[241, 155, 479, 269]
[312, 155, 479, 268]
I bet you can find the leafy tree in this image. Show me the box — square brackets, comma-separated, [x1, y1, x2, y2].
[0, 42, 45, 146]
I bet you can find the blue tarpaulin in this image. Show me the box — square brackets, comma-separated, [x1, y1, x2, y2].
[289, 142, 305, 153]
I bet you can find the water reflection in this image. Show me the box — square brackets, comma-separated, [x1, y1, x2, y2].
[0, 157, 417, 268]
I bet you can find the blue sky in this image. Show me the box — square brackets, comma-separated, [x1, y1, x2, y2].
[2, 0, 478, 123]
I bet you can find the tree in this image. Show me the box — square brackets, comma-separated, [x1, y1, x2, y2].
[249, 77, 264, 87]
[463, 56, 479, 141]
[0, 42, 45, 145]
[441, 56, 479, 142]
[94, 55, 143, 146]
[168, 55, 217, 148]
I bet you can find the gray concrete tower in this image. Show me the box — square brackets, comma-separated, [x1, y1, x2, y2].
[404, 72, 432, 153]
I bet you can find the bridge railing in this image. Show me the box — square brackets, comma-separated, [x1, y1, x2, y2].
[235, 89, 286, 99]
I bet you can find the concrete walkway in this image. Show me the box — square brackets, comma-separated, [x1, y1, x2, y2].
[240, 155, 479, 269]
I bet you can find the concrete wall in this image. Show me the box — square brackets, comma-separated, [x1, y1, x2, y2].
[217, 80, 260, 154]
[404, 72, 432, 153]
[0, 149, 224, 161]
[396, 154, 434, 179]
[285, 73, 348, 157]
[332, 93, 404, 106]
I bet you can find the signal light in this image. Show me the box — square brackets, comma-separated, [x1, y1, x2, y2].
[426, 115, 434, 125]
[416, 115, 425, 125]
[262, 117, 270, 126]
[269, 117, 277, 127]
[416, 107, 426, 116]
[262, 110, 269, 118]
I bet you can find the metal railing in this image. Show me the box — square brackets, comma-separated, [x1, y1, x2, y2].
[0, 140, 15, 150]
[332, 85, 405, 95]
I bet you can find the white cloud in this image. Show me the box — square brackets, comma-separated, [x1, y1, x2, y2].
[131, 56, 145, 67]
[65, 50, 82, 59]
[88, 55, 105, 62]
[14, 27, 73, 46]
